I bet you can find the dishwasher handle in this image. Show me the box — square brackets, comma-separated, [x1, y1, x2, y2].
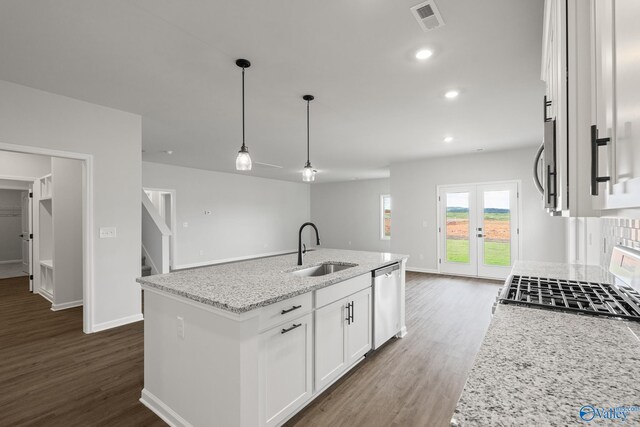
[372, 263, 400, 277]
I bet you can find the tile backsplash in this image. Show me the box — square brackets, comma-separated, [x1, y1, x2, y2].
[600, 218, 640, 269]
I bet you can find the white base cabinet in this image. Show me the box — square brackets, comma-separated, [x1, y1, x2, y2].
[260, 312, 313, 427]
[141, 267, 404, 427]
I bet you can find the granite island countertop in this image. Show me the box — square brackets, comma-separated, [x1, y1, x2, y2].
[452, 261, 640, 426]
[137, 248, 407, 314]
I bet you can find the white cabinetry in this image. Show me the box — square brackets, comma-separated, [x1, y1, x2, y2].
[315, 277, 372, 392]
[541, 0, 598, 217]
[260, 312, 313, 427]
[591, 0, 640, 209]
[141, 265, 404, 427]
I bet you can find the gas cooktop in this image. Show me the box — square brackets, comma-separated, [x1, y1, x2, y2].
[499, 275, 640, 322]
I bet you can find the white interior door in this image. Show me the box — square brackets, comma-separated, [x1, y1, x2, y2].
[439, 182, 519, 279]
[20, 190, 33, 290]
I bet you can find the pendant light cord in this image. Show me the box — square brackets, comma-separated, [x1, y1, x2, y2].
[306, 99, 310, 164]
[241, 66, 246, 150]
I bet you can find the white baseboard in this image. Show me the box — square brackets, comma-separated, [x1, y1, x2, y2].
[174, 249, 296, 270]
[91, 313, 144, 333]
[396, 326, 408, 338]
[406, 267, 440, 274]
[140, 389, 191, 427]
[51, 300, 83, 311]
[37, 289, 53, 303]
[0, 259, 22, 264]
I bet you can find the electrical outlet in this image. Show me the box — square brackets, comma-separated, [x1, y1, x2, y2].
[99, 227, 116, 238]
[183, 222, 189, 228]
[199, 250, 204, 256]
[422, 221, 428, 228]
[419, 253, 424, 260]
[177, 316, 184, 339]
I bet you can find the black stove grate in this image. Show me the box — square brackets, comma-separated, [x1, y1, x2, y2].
[500, 275, 640, 322]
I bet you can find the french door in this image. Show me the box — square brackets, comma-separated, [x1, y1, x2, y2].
[438, 182, 519, 279]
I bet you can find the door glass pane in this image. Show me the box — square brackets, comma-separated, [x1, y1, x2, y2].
[483, 190, 511, 266]
[445, 192, 469, 263]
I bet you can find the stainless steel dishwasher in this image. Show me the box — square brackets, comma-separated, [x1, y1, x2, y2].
[372, 263, 401, 349]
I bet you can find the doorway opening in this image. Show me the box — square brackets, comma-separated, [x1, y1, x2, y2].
[0, 185, 32, 282]
[143, 188, 176, 271]
[437, 181, 520, 280]
[0, 145, 93, 333]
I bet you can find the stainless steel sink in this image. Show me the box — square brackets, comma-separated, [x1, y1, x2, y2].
[290, 262, 356, 277]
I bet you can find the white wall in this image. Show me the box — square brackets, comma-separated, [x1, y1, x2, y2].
[0, 150, 51, 179]
[51, 157, 83, 307]
[390, 147, 567, 271]
[311, 179, 391, 252]
[0, 189, 23, 261]
[142, 162, 310, 268]
[0, 80, 142, 332]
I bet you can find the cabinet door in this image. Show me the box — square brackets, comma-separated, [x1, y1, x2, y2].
[314, 298, 348, 392]
[346, 287, 372, 365]
[593, 0, 640, 208]
[260, 312, 313, 427]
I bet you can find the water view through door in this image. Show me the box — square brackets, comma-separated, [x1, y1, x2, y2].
[439, 182, 519, 279]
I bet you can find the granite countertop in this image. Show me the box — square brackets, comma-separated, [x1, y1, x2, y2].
[137, 248, 407, 314]
[452, 261, 640, 426]
[452, 305, 640, 426]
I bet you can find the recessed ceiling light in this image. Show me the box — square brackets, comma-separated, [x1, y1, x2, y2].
[415, 49, 433, 60]
[444, 136, 454, 143]
[164, 150, 174, 155]
[444, 90, 459, 99]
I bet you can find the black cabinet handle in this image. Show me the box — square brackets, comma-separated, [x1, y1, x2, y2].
[281, 323, 302, 334]
[281, 305, 302, 315]
[345, 302, 353, 325]
[543, 96, 552, 122]
[546, 165, 556, 206]
[591, 125, 611, 196]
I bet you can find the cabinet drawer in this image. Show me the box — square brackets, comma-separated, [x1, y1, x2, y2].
[259, 292, 313, 331]
[315, 273, 371, 309]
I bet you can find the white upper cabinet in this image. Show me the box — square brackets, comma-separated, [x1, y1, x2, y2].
[541, 0, 598, 217]
[591, 0, 640, 209]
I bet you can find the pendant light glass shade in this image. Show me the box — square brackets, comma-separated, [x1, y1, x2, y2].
[302, 95, 316, 182]
[236, 146, 252, 171]
[302, 162, 315, 182]
[235, 59, 252, 171]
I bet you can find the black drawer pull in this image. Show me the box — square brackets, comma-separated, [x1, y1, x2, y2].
[591, 125, 611, 196]
[281, 305, 302, 315]
[281, 323, 302, 334]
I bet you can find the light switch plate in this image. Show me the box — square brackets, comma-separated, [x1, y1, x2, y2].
[99, 227, 116, 238]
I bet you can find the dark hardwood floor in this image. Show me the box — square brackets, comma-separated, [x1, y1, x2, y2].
[0, 276, 162, 427]
[0, 272, 500, 427]
[285, 272, 501, 427]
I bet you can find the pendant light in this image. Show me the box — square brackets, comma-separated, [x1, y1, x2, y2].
[302, 94, 316, 182]
[235, 58, 252, 171]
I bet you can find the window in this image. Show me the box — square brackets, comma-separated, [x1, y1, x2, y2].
[380, 194, 391, 240]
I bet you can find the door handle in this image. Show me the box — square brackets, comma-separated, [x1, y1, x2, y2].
[591, 125, 611, 196]
[477, 234, 485, 238]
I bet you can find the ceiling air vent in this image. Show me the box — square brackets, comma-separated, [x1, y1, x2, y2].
[411, 0, 445, 32]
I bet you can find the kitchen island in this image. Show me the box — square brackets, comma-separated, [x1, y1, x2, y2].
[137, 249, 408, 427]
[451, 261, 640, 426]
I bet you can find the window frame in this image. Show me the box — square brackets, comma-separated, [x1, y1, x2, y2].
[380, 194, 391, 240]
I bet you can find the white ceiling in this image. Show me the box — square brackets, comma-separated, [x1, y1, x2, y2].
[0, 0, 545, 183]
